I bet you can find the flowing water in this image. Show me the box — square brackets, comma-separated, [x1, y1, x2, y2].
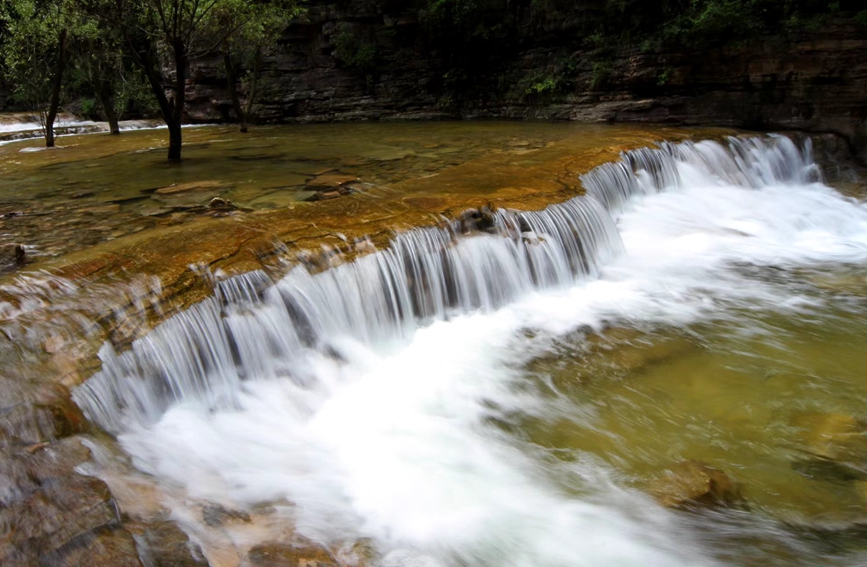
[62, 134, 867, 566]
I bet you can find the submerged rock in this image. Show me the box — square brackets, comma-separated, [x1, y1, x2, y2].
[306, 173, 359, 189]
[303, 185, 353, 201]
[790, 413, 867, 481]
[793, 413, 867, 462]
[650, 460, 742, 508]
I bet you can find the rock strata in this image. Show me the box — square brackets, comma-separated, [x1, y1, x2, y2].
[184, 2, 867, 162]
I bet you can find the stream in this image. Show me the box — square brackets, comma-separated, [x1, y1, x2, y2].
[3, 124, 867, 566]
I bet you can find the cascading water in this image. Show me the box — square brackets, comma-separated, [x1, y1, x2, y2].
[73, 134, 867, 567]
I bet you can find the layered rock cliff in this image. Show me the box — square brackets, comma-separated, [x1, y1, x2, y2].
[185, 2, 866, 161]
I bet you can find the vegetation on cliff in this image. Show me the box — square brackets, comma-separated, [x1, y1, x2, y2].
[0, 0, 862, 159]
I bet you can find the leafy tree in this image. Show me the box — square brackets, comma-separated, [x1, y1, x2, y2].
[82, 0, 294, 160]
[0, 0, 86, 147]
[71, 22, 130, 134]
[215, 0, 302, 133]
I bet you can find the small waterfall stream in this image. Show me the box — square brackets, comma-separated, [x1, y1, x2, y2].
[72, 134, 861, 567]
[74, 135, 818, 435]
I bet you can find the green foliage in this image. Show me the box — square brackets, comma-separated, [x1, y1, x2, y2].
[661, 1, 761, 46]
[79, 96, 96, 116]
[0, 0, 102, 138]
[214, 0, 302, 55]
[657, 67, 672, 86]
[526, 76, 558, 96]
[115, 65, 160, 118]
[516, 54, 582, 101]
[333, 27, 378, 74]
[855, 10, 867, 26]
[590, 61, 612, 89]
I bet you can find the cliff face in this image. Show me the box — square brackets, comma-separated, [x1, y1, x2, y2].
[185, 1, 867, 162]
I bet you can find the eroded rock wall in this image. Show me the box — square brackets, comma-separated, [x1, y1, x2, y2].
[184, 2, 867, 162]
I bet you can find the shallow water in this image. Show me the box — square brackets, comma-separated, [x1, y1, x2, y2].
[61, 134, 867, 566]
[0, 121, 696, 265]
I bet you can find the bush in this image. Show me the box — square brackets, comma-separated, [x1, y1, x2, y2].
[590, 61, 612, 89]
[79, 97, 97, 118]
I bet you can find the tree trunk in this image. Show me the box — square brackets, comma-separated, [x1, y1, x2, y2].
[45, 29, 68, 148]
[243, 48, 264, 130]
[122, 35, 180, 161]
[168, 39, 188, 161]
[223, 50, 247, 133]
[95, 80, 120, 135]
[167, 120, 182, 160]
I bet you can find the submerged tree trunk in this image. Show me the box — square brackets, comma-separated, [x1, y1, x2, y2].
[223, 50, 248, 133]
[124, 34, 185, 160]
[45, 29, 68, 148]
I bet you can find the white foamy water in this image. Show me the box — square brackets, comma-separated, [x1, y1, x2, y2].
[74, 135, 867, 566]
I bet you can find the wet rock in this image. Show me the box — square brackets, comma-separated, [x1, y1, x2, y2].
[0, 385, 87, 449]
[0, 436, 143, 567]
[650, 460, 742, 508]
[1, 473, 125, 560]
[127, 519, 208, 567]
[303, 186, 353, 201]
[248, 541, 338, 567]
[40, 528, 144, 567]
[459, 207, 497, 234]
[306, 173, 359, 189]
[154, 180, 230, 195]
[207, 197, 236, 211]
[0, 243, 26, 272]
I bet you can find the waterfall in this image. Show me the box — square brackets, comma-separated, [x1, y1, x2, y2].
[72, 134, 820, 435]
